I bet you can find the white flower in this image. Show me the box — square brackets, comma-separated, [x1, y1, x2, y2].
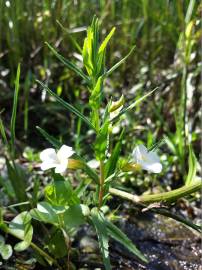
[132, 144, 162, 173]
[40, 145, 74, 174]
[87, 159, 99, 169]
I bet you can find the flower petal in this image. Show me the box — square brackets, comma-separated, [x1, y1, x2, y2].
[141, 161, 162, 173]
[41, 161, 58, 171]
[40, 148, 57, 162]
[147, 151, 160, 163]
[57, 145, 75, 163]
[132, 144, 148, 163]
[87, 159, 100, 169]
[55, 164, 67, 174]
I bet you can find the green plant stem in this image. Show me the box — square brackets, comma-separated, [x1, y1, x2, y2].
[0, 226, 62, 270]
[98, 160, 105, 209]
[109, 180, 201, 204]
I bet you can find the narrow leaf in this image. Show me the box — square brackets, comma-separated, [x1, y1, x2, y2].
[0, 117, 8, 146]
[10, 63, 20, 156]
[105, 129, 124, 178]
[36, 126, 62, 149]
[98, 27, 116, 54]
[91, 208, 111, 270]
[36, 80, 95, 130]
[45, 42, 90, 84]
[112, 87, 158, 122]
[185, 145, 197, 186]
[106, 45, 135, 76]
[105, 220, 148, 263]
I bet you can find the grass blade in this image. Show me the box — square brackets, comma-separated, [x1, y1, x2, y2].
[10, 64, 20, 156]
[0, 117, 8, 146]
[185, 145, 197, 186]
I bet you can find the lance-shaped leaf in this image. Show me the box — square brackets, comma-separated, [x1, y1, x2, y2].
[105, 219, 148, 263]
[185, 145, 197, 186]
[98, 27, 116, 55]
[10, 63, 20, 156]
[105, 129, 124, 178]
[105, 45, 135, 77]
[36, 80, 95, 130]
[91, 208, 111, 270]
[111, 87, 158, 122]
[36, 126, 62, 149]
[45, 42, 90, 84]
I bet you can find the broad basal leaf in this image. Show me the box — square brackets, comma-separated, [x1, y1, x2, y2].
[9, 212, 33, 252]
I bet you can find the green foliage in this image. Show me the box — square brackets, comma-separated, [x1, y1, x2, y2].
[94, 120, 109, 160]
[185, 145, 197, 186]
[36, 126, 62, 149]
[6, 160, 27, 203]
[91, 208, 111, 270]
[10, 64, 21, 157]
[0, 236, 12, 260]
[105, 219, 148, 263]
[46, 42, 90, 84]
[30, 202, 59, 225]
[44, 180, 80, 206]
[36, 80, 95, 130]
[105, 129, 124, 178]
[9, 212, 33, 252]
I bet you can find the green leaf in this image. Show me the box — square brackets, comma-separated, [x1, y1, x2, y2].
[0, 117, 8, 146]
[105, 129, 124, 178]
[0, 236, 12, 260]
[63, 205, 84, 229]
[36, 80, 95, 130]
[10, 63, 20, 156]
[91, 208, 111, 270]
[105, 45, 135, 77]
[36, 126, 62, 149]
[46, 229, 67, 258]
[112, 87, 158, 122]
[94, 120, 109, 160]
[89, 76, 103, 109]
[185, 145, 197, 186]
[9, 212, 33, 252]
[98, 27, 116, 55]
[30, 202, 59, 225]
[45, 180, 80, 206]
[45, 42, 90, 84]
[6, 160, 27, 202]
[105, 219, 148, 263]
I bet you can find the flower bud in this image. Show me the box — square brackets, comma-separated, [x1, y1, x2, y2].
[122, 162, 142, 172]
[109, 95, 125, 113]
[67, 159, 84, 170]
